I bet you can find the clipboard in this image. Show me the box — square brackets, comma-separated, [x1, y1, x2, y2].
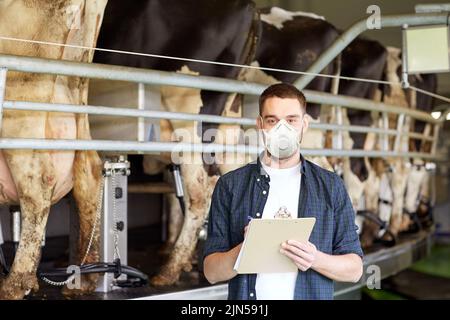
[233, 217, 316, 274]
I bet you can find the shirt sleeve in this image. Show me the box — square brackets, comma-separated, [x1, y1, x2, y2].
[202, 176, 232, 261]
[332, 174, 364, 258]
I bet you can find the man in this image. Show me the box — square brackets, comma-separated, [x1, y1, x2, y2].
[203, 83, 363, 300]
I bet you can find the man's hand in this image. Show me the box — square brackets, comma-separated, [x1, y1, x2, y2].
[244, 225, 249, 238]
[280, 240, 318, 271]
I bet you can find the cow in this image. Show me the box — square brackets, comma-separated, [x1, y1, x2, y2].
[239, 6, 339, 171]
[334, 37, 388, 248]
[379, 47, 437, 239]
[93, 0, 260, 286]
[337, 44, 436, 247]
[239, 8, 390, 248]
[0, 0, 108, 299]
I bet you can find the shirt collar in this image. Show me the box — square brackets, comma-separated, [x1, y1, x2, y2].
[253, 151, 307, 179]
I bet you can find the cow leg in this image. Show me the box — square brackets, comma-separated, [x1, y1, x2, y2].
[151, 163, 218, 286]
[388, 160, 409, 236]
[167, 193, 184, 245]
[63, 114, 102, 295]
[0, 151, 55, 300]
[158, 193, 184, 255]
[360, 161, 381, 248]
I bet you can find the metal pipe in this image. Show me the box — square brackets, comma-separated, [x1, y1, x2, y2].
[294, 12, 450, 90]
[305, 90, 440, 123]
[0, 54, 441, 124]
[137, 83, 146, 142]
[335, 106, 343, 150]
[11, 207, 20, 253]
[3, 100, 255, 126]
[0, 137, 443, 160]
[0, 53, 262, 96]
[1, 100, 438, 138]
[0, 68, 7, 133]
[382, 112, 390, 151]
[401, 24, 410, 89]
[408, 131, 434, 141]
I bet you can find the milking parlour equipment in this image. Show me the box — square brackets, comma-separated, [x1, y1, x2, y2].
[0, 156, 148, 292]
[166, 162, 209, 272]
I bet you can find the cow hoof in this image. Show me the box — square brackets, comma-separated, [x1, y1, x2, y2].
[400, 215, 411, 231]
[157, 243, 175, 256]
[0, 272, 39, 300]
[361, 238, 373, 249]
[150, 273, 177, 287]
[62, 273, 98, 297]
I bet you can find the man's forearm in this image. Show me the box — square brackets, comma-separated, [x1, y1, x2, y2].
[312, 252, 363, 283]
[203, 243, 242, 284]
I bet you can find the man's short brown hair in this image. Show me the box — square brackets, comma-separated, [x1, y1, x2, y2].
[259, 83, 307, 115]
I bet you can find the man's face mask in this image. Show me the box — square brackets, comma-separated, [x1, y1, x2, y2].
[261, 118, 303, 159]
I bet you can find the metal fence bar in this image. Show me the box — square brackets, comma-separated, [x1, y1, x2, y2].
[2, 100, 255, 126]
[0, 68, 7, 133]
[336, 106, 343, 149]
[408, 131, 435, 141]
[382, 112, 390, 152]
[0, 137, 442, 159]
[0, 54, 441, 124]
[137, 83, 146, 142]
[1, 100, 435, 140]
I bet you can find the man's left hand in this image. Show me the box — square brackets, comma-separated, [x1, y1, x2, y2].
[280, 240, 319, 272]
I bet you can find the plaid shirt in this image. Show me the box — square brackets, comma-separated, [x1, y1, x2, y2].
[203, 153, 363, 300]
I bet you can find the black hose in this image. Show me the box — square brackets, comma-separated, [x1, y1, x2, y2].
[0, 244, 9, 276]
[38, 260, 148, 288]
[177, 196, 185, 215]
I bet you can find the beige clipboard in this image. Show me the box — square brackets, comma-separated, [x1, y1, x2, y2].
[234, 217, 316, 274]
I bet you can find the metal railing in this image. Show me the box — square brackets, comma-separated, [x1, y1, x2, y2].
[0, 54, 447, 160]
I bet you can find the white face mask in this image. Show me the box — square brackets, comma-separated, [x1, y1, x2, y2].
[261, 118, 302, 159]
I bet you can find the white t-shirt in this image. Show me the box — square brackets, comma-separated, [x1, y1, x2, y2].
[255, 161, 302, 300]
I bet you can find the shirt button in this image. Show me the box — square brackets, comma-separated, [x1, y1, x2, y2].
[262, 190, 267, 195]
[249, 292, 255, 298]
[256, 212, 261, 217]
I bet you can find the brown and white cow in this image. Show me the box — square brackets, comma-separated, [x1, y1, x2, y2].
[93, 0, 260, 286]
[380, 47, 436, 238]
[0, 0, 107, 299]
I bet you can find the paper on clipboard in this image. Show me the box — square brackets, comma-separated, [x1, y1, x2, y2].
[233, 217, 316, 274]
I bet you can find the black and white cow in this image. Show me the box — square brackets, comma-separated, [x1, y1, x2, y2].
[240, 6, 340, 171]
[336, 37, 388, 248]
[94, 0, 260, 286]
[238, 8, 390, 246]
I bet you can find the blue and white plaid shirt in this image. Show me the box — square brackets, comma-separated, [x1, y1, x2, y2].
[203, 153, 363, 300]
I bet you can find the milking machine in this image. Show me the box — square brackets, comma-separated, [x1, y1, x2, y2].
[0, 156, 148, 293]
[169, 164, 185, 215]
[168, 163, 208, 273]
[402, 162, 436, 233]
